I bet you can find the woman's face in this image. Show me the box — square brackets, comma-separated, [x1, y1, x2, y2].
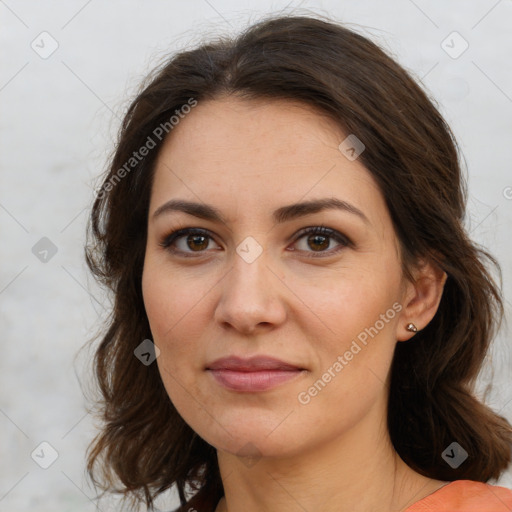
[142, 96, 415, 458]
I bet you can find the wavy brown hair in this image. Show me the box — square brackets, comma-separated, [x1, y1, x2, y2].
[84, 12, 512, 511]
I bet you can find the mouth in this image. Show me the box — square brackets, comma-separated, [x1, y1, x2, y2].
[205, 355, 307, 392]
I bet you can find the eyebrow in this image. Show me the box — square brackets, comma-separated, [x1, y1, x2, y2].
[152, 197, 370, 226]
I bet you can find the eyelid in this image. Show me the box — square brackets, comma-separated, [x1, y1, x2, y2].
[293, 225, 352, 245]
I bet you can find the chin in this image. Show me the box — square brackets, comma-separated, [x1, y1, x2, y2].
[191, 418, 292, 458]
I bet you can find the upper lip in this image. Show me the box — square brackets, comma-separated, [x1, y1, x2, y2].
[206, 355, 304, 371]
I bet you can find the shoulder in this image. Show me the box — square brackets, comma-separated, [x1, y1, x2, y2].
[406, 479, 512, 511]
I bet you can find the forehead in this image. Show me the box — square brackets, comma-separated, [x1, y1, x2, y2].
[150, 96, 387, 230]
[156, 96, 346, 171]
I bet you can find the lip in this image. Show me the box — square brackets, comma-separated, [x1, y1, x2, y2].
[206, 355, 306, 392]
[206, 355, 304, 372]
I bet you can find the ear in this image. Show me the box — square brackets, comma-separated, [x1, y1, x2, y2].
[396, 259, 448, 342]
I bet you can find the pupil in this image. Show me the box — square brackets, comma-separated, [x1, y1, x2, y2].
[188, 234, 208, 251]
[309, 234, 328, 251]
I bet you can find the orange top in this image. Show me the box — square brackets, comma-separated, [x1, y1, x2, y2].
[405, 480, 512, 511]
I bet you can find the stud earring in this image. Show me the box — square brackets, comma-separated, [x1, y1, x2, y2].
[406, 323, 418, 332]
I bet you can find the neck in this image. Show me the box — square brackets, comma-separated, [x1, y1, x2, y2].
[214, 400, 440, 512]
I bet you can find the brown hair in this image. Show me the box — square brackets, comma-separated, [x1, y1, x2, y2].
[85, 12, 512, 511]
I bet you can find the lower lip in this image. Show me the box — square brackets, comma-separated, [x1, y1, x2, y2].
[207, 369, 304, 392]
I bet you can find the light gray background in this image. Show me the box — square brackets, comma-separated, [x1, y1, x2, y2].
[1, 1, 511, 511]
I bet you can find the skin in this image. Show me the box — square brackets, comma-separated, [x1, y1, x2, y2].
[142, 95, 448, 512]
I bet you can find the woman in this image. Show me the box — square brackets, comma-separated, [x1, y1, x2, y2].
[85, 13, 512, 512]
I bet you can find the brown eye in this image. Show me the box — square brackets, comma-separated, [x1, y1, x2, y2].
[292, 226, 351, 257]
[185, 233, 209, 251]
[159, 228, 219, 257]
[306, 233, 330, 251]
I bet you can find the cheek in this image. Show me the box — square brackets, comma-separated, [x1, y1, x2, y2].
[142, 258, 209, 341]
[292, 266, 402, 395]
[293, 262, 401, 340]
[142, 263, 204, 394]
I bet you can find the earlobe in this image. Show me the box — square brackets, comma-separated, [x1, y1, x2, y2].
[397, 260, 448, 342]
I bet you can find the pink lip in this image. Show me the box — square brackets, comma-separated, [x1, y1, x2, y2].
[206, 355, 306, 392]
[206, 355, 303, 371]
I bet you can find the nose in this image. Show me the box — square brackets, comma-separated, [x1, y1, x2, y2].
[213, 248, 287, 335]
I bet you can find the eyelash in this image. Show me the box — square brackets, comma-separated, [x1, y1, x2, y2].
[158, 225, 352, 259]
